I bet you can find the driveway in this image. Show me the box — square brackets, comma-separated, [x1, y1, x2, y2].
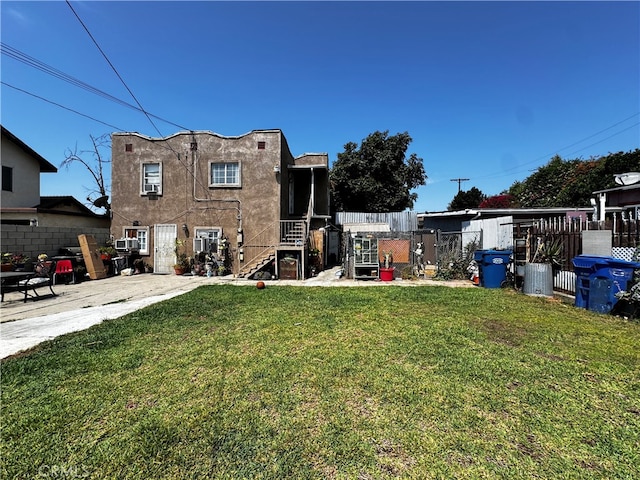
[1, 269, 473, 358]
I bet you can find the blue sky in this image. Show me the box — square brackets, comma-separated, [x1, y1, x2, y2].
[2, 1, 639, 213]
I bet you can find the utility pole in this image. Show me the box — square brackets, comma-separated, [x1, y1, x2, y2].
[450, 178, 469, 192]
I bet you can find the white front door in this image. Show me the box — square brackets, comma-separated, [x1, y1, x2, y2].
[154, 224, 177, 274]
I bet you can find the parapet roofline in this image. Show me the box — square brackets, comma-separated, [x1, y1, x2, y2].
[112, 129, 283, 141]
[295, 153, 329, 158]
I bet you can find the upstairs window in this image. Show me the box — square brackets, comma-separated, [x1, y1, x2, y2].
[142, 162, 162, 195]
[2, 166, 13, 192]
[210, 162, 240, 187]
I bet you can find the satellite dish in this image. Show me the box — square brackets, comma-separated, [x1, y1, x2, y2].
[92, 195, 110, 208]
[614, 173, 640, 186]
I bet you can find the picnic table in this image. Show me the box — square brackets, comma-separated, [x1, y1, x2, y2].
[1, 265, 57, 303]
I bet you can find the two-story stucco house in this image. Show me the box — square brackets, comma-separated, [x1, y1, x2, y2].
[110, 129, 330, 278]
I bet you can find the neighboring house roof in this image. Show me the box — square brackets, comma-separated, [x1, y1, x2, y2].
[419, 207, 592, 219]
[418, 207, 593, 232]
[593, 183, 640, 195]
[37, 196, 106, 217]
[1, 125, 57, 172]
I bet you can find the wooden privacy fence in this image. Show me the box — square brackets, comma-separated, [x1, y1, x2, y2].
[340, 215, 640, 293]
[530, 214, 640, 295]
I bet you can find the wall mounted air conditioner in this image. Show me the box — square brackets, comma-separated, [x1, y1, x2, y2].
[126, 239, 140, 251]
[115, 238, 140, 251]
[193, 237, 209, 253]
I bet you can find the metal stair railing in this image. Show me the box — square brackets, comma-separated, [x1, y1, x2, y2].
[280, 220, 307, 246]
[238, 223, 278, 277]
[238, 216, 309, 277]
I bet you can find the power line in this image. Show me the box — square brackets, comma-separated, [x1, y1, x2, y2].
[2, 81, 126, 131]
[471, 114, 640, 183]
[66, 0, 165, 138]
[64, 1, 226, 206]
[497, 112, 640, 176]
[565, 121, 640, 158]
[1, 42, 190, 131]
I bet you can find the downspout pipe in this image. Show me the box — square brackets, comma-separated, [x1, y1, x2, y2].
[190, 139, 242, 233]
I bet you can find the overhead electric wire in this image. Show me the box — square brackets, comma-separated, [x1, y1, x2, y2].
[471, 113, 640, 182]
[66, 0, 166, 139]
[64, 1, 228, 206]
[564, 121, 640, 158]
[2, 81, 126, 132]
[1, 42, 190, 132]
[496, 111, 640, 176]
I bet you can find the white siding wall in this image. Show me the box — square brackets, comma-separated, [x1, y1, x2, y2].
[464, 216, 513, 250]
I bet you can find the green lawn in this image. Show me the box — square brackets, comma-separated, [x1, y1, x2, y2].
[2, 285, 639, 479]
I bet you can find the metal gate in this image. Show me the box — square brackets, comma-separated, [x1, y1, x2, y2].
[154, 224, 177, 274]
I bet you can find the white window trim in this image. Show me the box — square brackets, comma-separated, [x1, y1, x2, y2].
[123, 226, 150, 255]
[194, 227, 223, 253]
[209, 161, 241, 188]
[141, 162, 162, 195]
[194, 227, 223, 244]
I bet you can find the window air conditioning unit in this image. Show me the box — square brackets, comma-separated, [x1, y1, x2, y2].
[193, 237, 209, 253]
[115, 238, 140, 251]
[126, 239, 140, 251]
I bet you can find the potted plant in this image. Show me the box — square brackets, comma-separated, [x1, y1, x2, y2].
[1, 253, 31, 271]
[1, 252, 14, 272]
[525, 236, 564, 296]
[99, 246, 117, 261]
[613, 282, 640, 319]
[380, 251, 395, 281]
[173, 240, 189, 275]
[173, 253, 189, 275]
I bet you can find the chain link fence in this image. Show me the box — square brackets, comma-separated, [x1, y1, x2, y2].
[340, 230, 479, 280]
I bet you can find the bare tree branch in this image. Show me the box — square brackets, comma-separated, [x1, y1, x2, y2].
[60, 133, 111, 214]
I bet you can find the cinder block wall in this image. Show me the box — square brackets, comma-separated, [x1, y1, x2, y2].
[1, 225, 110, 266]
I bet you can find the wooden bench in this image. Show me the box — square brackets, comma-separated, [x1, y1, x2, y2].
[0, 261, 57, 303]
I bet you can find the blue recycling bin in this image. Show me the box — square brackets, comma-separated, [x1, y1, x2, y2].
[473, 250, 512, 288]
[572, 255, 640, 313]
[572, 256, 612, 309]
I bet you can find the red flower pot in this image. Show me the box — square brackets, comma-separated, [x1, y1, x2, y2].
[380, 267, 395, 281]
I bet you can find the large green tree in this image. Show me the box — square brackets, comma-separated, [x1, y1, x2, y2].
[507, 149, 640, 208]
[330, 131, 427, 212]
[448, 187, 486, 211]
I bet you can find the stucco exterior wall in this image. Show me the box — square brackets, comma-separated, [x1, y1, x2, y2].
[111, 130, 290, 269]
[1, 136, 42, 208]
